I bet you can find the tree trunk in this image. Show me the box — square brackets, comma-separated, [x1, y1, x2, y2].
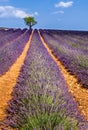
[29, 23, 32, 30]
[29, 25, 32, 30]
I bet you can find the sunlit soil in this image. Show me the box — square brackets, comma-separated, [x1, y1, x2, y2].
[0, 31, 33, 129]
[38, 30, 88, 121]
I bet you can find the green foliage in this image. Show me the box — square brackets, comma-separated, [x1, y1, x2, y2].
[24, 16, 37, 29]
[19, 110, 78, 130]
[18, 85, 79, 130]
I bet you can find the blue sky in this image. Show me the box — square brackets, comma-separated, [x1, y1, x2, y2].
[0, 0, 88, 30]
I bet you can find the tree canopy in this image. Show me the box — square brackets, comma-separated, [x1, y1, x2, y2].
[24, 16, 37, 29]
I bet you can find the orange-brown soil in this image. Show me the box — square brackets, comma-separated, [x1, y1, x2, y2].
[0, 31, 33, 129]
[0, 30, 87, 129]
[38, 31, 88, 121]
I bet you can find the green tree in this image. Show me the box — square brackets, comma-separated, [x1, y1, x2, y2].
[24, 16, 37, 29]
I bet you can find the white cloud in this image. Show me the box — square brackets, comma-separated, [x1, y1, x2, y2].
[0, 6, 38, 18]
[55, 1, 73, 8]
[52, 10, 64, 14]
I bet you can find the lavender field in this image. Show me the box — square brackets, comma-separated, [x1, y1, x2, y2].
[39, 29, 88, 88]
[0, 28, 88, 130]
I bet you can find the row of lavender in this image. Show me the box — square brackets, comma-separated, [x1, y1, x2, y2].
[44, 30, 88, 52]
[0, 28, 31, 76]
[0, 28, 27, 49]
[2, 30, 88, 129]
[0, 28, 15, 38]
[39, 29, 88, 88]
[0, 28, 22, 40]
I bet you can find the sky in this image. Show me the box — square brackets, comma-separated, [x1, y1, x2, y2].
[0, 0, 88, 30]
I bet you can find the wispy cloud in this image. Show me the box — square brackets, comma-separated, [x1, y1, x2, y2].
[52, 10, 64, 14]
[0, 6, 38, 18]
[55, 1, 73, 8]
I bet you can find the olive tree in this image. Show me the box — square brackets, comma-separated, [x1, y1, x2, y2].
[24, 16, 37, 29]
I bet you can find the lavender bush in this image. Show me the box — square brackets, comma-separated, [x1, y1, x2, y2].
[39, 29, 88, 88]
[1, 30, 88, 130]
[0, 28, 14, 38]
[0, 29, 31, 75]
[0, 29, 26, 50]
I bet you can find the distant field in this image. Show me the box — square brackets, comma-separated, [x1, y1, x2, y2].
[40, 29, 88, 88]
[0, 28, 88, 130]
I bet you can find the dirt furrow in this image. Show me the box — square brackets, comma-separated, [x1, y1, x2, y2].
[0, 31, 33, 123]
[38, 30, 88, 121]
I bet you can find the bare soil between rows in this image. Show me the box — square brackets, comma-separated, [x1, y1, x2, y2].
[38, 31, 88, 121]
[0, 30, 88, 129]
[0, 31, 33, 129]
